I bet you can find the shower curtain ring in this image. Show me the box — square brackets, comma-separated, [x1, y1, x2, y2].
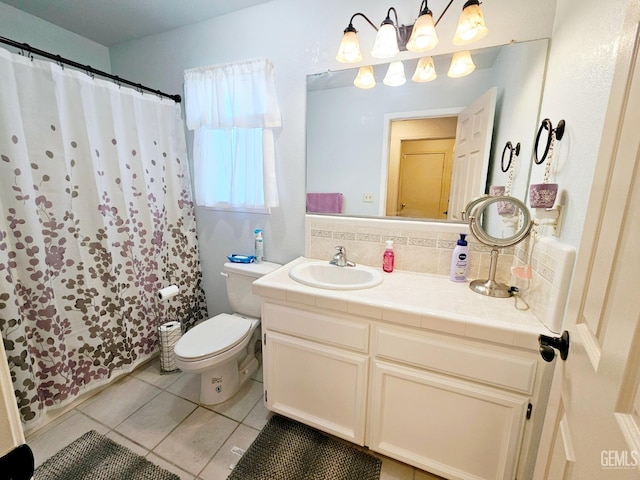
[55, 55, 64, 69]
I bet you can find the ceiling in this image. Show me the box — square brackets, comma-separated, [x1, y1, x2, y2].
[0, 0, 272, 47]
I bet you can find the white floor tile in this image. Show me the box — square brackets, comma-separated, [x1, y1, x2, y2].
[241, 397, 272, 431]
[134, 357, 182, 390]
[115, 391, 197, 449]
[147, 453, 197, 480]
[166, 371, 201, 403]
[152, 407, 238, 476]
[378, 455, 418, 480]
[78, 376, 162, 427]
[206, 379, 264, 422]
[199, 424, 260, 480]
[27, 411, 109, 468]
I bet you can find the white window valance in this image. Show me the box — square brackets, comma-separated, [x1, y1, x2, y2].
[184, 58, 281, 209]
[184, 58, 282, 130]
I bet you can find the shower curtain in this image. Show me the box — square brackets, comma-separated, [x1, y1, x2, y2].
[0, 47, 208, 426]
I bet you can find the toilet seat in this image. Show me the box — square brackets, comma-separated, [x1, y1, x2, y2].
[174, 314, 253, 362]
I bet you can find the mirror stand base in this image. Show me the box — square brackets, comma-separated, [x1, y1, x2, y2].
[469, 279, 513, 298]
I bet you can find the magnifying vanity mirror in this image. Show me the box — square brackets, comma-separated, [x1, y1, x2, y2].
[465, 195, 533, 298]
[306, 38, 549, 222]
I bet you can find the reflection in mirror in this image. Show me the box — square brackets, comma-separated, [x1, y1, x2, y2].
[306, 38, 549, 222]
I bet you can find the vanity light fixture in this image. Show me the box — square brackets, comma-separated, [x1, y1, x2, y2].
[412, 56, 437, 82]
[336, 0, 489, 64]
[353, 65, 376, 89]
[383, 61, 407, 86]
[453, 0, 489, 45]
[406, 3, 439, 52]
[447, 50, 475, 77]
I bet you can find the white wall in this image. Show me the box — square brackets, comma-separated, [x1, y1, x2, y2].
[530, 0, 633, 246]
[0, 2, 111, 71]
[109, 0, 556, 315]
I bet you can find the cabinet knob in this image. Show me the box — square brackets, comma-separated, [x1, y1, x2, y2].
[538, 331, 569, 362]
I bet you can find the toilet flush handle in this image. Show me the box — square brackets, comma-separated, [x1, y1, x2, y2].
[220, 272, 229, 278]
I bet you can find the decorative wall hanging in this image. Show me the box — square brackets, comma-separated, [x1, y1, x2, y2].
[529, 118, 565, 208]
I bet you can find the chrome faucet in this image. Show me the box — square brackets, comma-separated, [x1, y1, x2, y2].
[330, 246, 355, 267]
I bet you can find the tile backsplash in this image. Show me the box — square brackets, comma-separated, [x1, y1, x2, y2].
[305, 215, 515, 282]
[305, 214, 575, 333]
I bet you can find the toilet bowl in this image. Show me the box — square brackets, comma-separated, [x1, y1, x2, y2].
[173, 261, 280, 405]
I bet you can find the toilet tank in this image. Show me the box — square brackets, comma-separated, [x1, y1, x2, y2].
[223, 261, 281, 318]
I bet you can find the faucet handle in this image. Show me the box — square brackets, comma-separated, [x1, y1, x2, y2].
[335, 245, 345, 253]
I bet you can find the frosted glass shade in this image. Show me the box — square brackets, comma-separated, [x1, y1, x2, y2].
[453, 2, 488, 45]
[336, 30, 363, 63]
[383, 61, 406, 86]
[406, 12, 439, 52]
[371, 23, 399, 59]
[412, 57, 437, 82]
[447, 51, 475, 78]
[354, 66, 376, 89]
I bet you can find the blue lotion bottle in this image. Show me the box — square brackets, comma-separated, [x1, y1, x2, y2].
[450, 233, 469, 282]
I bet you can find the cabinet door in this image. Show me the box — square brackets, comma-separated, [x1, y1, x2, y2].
[369, 360, 528, 480]
[264, 331, 368, 445]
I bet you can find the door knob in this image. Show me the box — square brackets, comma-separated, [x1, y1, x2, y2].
[538, 331, 569, 362]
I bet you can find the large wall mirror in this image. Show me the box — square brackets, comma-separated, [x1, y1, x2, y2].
[306, 38, 549, 222]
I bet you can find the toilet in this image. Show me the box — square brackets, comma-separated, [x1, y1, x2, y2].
[174, 261, 280, 405]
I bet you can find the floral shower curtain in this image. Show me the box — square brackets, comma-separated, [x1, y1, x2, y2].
[0, 47, 208, 427]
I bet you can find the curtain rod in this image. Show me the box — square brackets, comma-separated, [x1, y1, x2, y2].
[0, 36, 181, 103]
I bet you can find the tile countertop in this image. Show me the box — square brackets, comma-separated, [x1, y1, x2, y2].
[253, 257, 554, 353]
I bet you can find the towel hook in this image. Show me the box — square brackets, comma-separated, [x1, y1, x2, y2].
[501, 141, 520, 173]
[534, 118, 565, 165]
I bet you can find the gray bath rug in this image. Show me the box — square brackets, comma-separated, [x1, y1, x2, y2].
[33, 430, 179, 480]
[229, 414, 382, 480]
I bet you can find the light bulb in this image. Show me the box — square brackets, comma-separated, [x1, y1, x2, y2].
[354, 66, 376, 89]
[383, 61, 406, 86]
[412, 57, 437, 82]
[447, 51, 475, 78]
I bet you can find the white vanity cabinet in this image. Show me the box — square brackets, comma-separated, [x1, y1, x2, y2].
[368, 325, 541, 480]
[261, 302, 370, 445]
[259, 297, 552, 480]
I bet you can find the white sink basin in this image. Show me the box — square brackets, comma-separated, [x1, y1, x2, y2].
[289, 261, 384, 290]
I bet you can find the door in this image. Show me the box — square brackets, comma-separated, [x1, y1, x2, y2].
[533, 20, 640, 479]
[369, 360, 528, 480]
[397, 139, 454, 218]
[448, 87, 497, 221]
[263, 331, 368, 445]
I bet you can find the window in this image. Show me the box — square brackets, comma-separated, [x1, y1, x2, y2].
[184, 58, 281, 211]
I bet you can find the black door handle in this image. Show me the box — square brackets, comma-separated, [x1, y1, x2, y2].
[538, 331, 570, 362]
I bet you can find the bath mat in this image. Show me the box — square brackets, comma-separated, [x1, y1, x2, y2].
[33, 430, 179, 480]
[229, 414, 381, 480]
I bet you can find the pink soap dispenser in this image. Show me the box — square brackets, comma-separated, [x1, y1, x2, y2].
[383, 240, 394, 273]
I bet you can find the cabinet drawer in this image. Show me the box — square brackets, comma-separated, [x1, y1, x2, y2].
[262, 302, 368, 352]
[373, 326, 537, 394]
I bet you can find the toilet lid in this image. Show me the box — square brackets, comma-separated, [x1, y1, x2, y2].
[174, 314, 253, 360]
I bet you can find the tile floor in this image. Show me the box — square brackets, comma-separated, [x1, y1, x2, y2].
[26, 357, 441, 480]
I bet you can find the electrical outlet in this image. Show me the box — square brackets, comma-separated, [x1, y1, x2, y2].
[363, 193, 374, 203]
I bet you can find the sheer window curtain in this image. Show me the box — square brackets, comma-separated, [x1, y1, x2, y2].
[184, 58, 281, 209]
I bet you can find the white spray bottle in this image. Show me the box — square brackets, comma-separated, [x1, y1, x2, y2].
[254, 229, 264, 263]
